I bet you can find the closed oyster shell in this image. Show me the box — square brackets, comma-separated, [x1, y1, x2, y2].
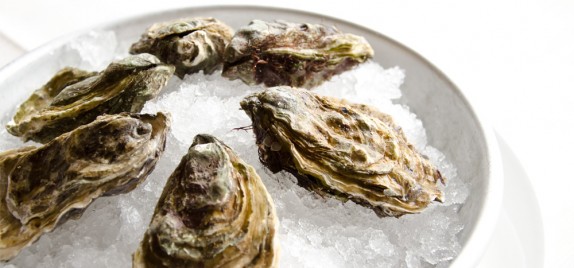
[130, 17, 234, 78]
[0, 112, 170, 261]
[133, 134, 278, 268]
[222, 20, 374, 88]
[240, 87, 444, 217]
[6, 53, 174, 143]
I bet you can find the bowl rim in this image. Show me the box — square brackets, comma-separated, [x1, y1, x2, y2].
[0, 5, 504, 267]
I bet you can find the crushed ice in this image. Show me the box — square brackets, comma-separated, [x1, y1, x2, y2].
[0, 31, 469, 268]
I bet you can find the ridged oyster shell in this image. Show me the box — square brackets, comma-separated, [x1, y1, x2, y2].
[240, 87, 444, 217]
[6, 53, 174, 143]
[133, 134, 278, 268]
[130, 17, 234, 78]
[222, 20, 374, 88]
[0, 112, 170, 261]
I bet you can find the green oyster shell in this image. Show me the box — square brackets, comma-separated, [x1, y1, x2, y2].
[222, 20, 374, 88]
[130, 17, 234, 78]
[6, 53, 174, 143]
[0, 112, 170, 261]
[133, 134, 278, 268]
[240, 87, 444, 217]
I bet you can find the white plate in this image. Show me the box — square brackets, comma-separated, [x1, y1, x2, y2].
[477, 134, 544, 267]
[0, 6, 504, 266]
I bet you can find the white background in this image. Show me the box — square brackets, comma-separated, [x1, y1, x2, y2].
[0, 0, 572, 266]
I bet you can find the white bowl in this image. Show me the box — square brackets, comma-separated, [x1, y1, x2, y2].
[0, 6, 503, 266]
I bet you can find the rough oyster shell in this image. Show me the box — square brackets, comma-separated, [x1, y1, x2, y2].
[6, 53, 174, 143]
[133, 134, 278, 268]
[0, 112, 170, 261]
[240, 87, 444, 217]
[130, 17, 234, 78]
[222, 20, 374, 88]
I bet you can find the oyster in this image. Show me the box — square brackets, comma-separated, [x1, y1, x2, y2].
[222, 20, 374, 88]
[130, 17, 234, 78]
[240, 87, 444, 217]
[0, 112, 170, 261]
[133, 134, 278, 268]
[6, 53, 174, 143]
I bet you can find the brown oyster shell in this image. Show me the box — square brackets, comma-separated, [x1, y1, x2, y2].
[240, 86, 444, 217]
[0, 112, 170, 261]
[130, 17, 234, 78]
[6, 53, 174, 143]
[222, 20, 374, 88]
[133, 134, 278, 268]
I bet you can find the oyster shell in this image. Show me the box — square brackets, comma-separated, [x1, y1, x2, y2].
[133, 134, 278, 268]
[6, 53, 174, 143]
[130, 17, 234, 78]
[222, 20, 374, 88]
[240, 87, 444, 217]
[0, 112, 170, 261]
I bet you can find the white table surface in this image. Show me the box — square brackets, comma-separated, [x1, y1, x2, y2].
[1, 1, 571, 267]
